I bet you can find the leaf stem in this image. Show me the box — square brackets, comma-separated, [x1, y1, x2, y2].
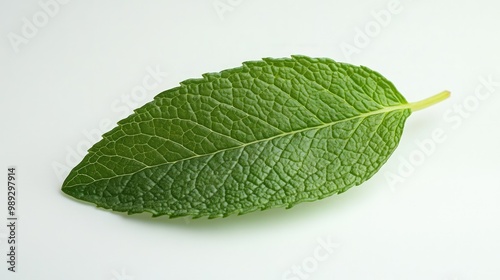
[408, 90, 451, 112]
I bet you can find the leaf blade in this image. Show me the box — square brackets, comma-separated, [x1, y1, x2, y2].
[62, 56, 413, 218]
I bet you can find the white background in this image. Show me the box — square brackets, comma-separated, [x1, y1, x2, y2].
[1, 0, 500, 279]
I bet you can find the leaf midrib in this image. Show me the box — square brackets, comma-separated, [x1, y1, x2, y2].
[65, 103, 411, 188]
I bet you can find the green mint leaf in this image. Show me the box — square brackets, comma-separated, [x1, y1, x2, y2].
[61, 56, 449, 218]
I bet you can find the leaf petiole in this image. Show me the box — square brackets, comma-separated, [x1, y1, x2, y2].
[408, 90, 451, 112]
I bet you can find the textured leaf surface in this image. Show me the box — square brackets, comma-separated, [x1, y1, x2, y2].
[62, 56, 415, 218]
